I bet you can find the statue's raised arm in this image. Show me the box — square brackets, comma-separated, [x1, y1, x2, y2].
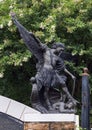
[11, 12, 45, 62]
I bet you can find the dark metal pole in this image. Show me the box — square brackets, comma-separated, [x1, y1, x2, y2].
[81, 68, 90, 130]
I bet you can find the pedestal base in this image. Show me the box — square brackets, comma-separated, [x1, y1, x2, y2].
[24, 122, 75, 130]
[24, 114, 79, 130]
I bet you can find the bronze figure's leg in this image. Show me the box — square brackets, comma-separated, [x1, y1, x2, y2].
[44, 87, 53, 111]
[31, 77, 48, 113]
[60, 81, 77, 106]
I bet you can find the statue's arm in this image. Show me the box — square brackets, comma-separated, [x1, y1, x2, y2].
[64, 68, 75, 80]
[10, 12, 45, 62]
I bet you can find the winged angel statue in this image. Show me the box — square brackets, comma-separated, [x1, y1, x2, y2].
[11, 13, 78, 113]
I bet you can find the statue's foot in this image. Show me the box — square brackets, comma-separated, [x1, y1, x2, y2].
[69, 98, 79, 107]
[48, 106, 54, 110]
[48, 105, 55, 112]
[33, 104, 48, 113]
[72, 99, 79, 106]
[40, 108, 48, 113]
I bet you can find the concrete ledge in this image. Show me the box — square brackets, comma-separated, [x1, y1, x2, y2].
[24, 113, 76, 122]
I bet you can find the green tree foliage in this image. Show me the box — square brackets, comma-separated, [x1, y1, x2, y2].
[0, 0, 92, 105]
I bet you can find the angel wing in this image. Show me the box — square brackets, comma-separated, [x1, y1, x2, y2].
[59, 52, 77, 62]
[11, 14, 44, 62]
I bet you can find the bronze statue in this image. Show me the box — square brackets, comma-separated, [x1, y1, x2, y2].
[11, 13, 78, 113]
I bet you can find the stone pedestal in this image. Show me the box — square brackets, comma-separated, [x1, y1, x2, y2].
[24, 122, 75, 130]
[24, 114, 79, 130]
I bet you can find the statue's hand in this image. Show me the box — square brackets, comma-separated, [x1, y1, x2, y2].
[71, 75, 76, 80]
[10, 12, 16, 18]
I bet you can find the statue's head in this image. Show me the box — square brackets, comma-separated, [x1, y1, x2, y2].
[51, 42, 65, 52]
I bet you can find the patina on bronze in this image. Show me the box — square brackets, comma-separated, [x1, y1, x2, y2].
[11, 13, 78, 113]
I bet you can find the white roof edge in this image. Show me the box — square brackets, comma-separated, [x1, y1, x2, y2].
[0, 95, 40, 121]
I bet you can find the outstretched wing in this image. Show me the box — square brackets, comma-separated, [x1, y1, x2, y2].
[59, 52, 77, 62]
[11, 14, 44, 62]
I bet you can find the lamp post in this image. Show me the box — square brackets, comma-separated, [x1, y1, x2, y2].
[81, 68, 90, 130]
